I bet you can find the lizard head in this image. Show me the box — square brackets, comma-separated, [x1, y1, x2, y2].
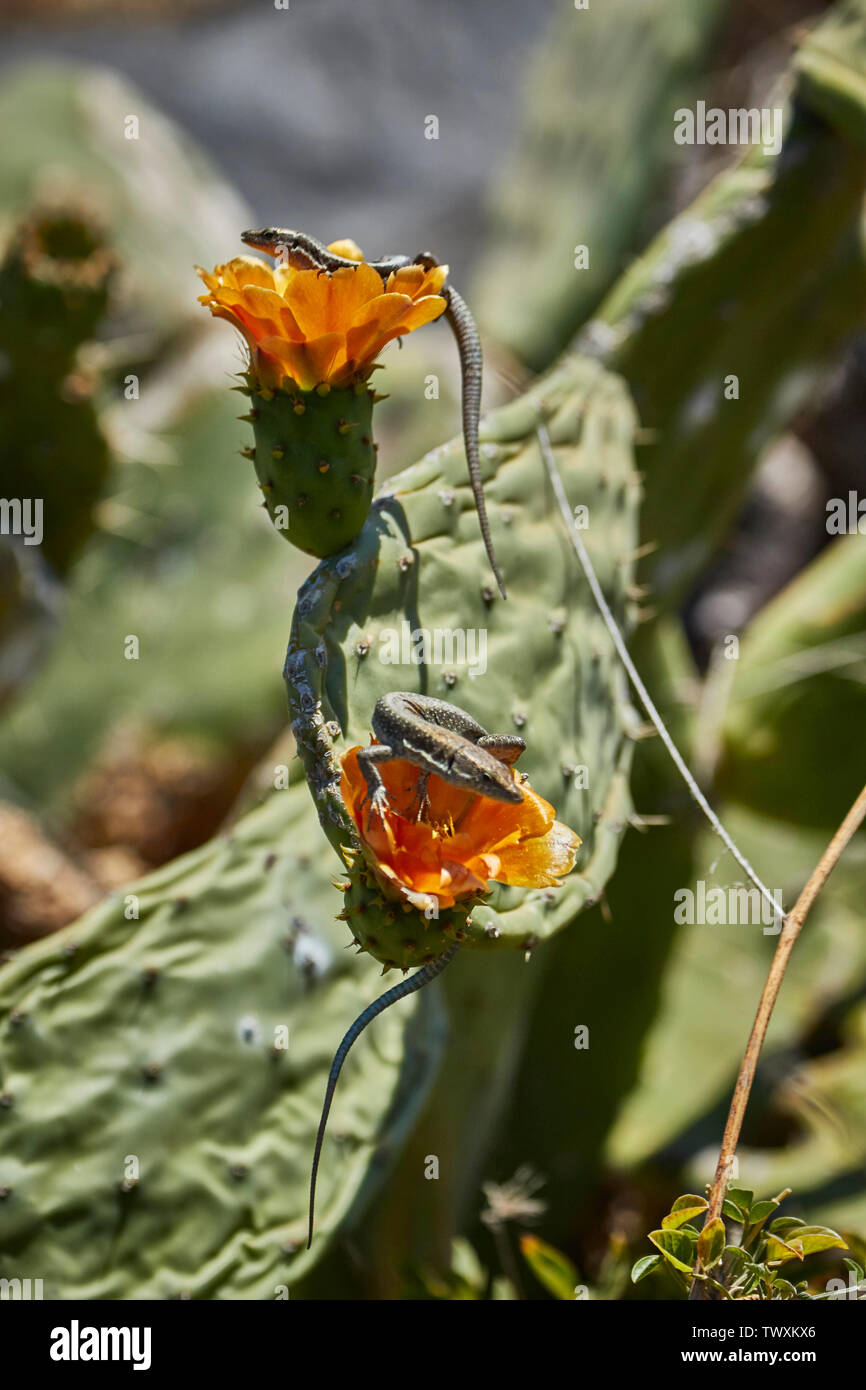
[241, 228, 295, 253]
[456, 743, 525, 805]
[241, 228, 324, 272]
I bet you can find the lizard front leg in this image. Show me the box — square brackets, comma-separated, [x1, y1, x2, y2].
[356, 743, 396, 829]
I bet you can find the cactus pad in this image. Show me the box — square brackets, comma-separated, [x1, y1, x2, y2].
[0, 780, 446, 1296]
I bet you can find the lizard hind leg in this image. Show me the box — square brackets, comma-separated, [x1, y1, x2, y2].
[408, 771, 430, 822]
[478, 733, 526, 767]
[307, 943, 459, 1247]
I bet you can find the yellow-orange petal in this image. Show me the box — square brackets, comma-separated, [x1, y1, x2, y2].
[257, 332, 344, 391]
[339, 744, 580, 905]
[226, 283, 290, 324]
[344, 294, 445, 365]
[200, 241, 452, 390]
[387, 263, 449, 298]
[283, 262, 384, 338]
[457, 781, 557, 852]
[194, 264, 219, 292]
[327, 238, 364, 262]
[230, 255, 281, 290]
[494, 822, 581, 886]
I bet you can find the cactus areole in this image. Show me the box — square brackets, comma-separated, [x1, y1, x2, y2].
[196, 242, 447, 557]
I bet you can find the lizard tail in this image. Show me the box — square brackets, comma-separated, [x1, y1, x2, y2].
[443, 286, 507, 599]
[307, 942, 459, 1248]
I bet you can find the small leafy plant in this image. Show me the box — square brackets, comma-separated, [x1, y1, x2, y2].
[632, 1187, 849, 1300]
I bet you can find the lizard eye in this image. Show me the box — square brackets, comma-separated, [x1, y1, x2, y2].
[478, 764, 523, 804]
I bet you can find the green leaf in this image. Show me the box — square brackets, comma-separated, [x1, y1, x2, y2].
[648, 1228, 696, 1275]
[663, 1194, 709, 1230]
[520, 1234, 579, 1301]
[726, 1187, 754, 1215]
[723, 1199, 746, 1222]
[765, 1233, 805, 1263]
[773, 1278, 798, 1298]
[671, 1193, 709, 1213]
[698, 1218, 726, 1270]
[722, 1245, 748, 1289]
[631, 1254, 662, 1285]
[767, 1225, 847, 1264]
[769, 1216, 806, 1236]
[793, 1226, 848, 1257]
[747, 1199, 780, 1226]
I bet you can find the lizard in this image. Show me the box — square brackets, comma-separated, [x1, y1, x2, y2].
[357, 689, 525, 827]
[240, 227, 507, 599]
[306, 691, 526, 1246]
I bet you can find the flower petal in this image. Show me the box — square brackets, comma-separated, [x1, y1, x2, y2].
[200, 245, 450, 391]
[340, 745, 579, 905]
[494, 822, 581, 886]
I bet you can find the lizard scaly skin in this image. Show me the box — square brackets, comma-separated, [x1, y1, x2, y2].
[241, 228, 508, 598]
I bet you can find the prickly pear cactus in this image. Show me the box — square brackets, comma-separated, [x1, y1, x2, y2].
[287, 354, 641, 970]
[0, 777, 446, 1297]
[579, 19, 866, 608]
[197, 245, 448, 562]
[242, 378, 377, 557]
[0, 204, 114, 575]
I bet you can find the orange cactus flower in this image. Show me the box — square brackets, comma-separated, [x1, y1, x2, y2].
[196, 240, 448, 392]
[340, 745, 581, 911]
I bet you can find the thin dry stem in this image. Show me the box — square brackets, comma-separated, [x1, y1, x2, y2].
[691, 783, 866, 1294]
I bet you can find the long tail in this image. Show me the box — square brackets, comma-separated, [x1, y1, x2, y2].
[443, 286, 507, 599]
[307, 942, 459, 1248]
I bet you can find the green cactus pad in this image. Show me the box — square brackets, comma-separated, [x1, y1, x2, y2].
[0, 779, 447, 1296]
[286, 355, 640, 968]
[245, 380, 377, 558]
[474, 0, 726, 371]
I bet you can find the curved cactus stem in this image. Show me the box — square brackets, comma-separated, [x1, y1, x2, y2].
[308, 942, 459, 1248]
[287, 355, 641, 968]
